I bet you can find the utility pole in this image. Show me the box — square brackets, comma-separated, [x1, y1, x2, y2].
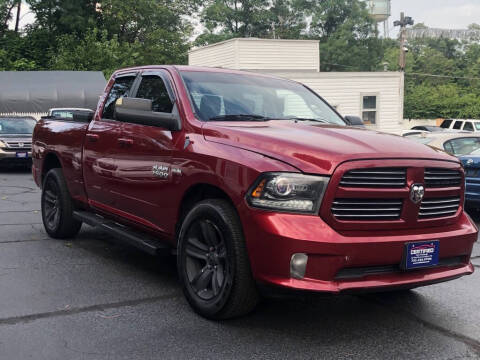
[14, 0, 21, 33]
[394, 12, 414, 71]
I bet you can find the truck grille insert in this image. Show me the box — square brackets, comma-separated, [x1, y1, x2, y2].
[4, 141, 32, 151]
[332, 199, 403, 220]
[424, 168, 461, 188]
[339, 168, 406, 188]
[419, 197, 460, 219]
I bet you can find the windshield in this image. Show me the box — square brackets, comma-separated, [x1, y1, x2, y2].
[51, 110, 74, 119]
[0, 118, 36, 135]
[180, 71, 345, 125]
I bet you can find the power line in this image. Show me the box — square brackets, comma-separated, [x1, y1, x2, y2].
[406, 72, 480, 81]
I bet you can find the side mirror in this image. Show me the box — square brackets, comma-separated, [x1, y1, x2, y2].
[72, 110, 95, 123]
[114, 97, 181, 131]
[344, 115, 365, 127]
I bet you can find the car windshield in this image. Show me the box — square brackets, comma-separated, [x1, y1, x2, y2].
[0, 118, 36, 135]
[180, 71, 346, 126]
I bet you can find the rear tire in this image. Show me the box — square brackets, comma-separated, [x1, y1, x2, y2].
[177, 199, 258, 319]
[41, 168, 82, 239]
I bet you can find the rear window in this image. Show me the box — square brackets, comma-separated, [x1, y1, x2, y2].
[440, 119, 452, 128]
[51, 110, 74, 119]
[0, 118, 36, 135]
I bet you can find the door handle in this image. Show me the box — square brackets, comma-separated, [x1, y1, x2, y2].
[118, 138, 134, 147]
[86, 133, 99, 142]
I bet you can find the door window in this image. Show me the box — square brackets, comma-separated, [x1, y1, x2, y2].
[440, 119, 452, 129]
[136, 75, 174, 113]
[102, 76, 136, 119]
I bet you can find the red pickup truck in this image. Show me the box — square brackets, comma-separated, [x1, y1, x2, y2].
[32, 66, 477, 319]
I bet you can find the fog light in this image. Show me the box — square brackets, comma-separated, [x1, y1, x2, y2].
[290, 253, 308, 279]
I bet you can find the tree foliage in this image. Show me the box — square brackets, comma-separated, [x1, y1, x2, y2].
[1, 0, 480, 119]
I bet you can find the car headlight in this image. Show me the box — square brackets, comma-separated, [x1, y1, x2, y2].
[0, 140, 5, 148]
[246, 173, 329, 214]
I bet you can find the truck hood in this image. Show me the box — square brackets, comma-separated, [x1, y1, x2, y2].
[202, 121, 457, 174]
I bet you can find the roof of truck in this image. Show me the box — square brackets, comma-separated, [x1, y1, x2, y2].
[0, 71, 107, 113]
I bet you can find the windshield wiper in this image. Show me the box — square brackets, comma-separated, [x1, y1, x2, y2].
[208, 114, 272, 122]
[283, 117, 329, 124]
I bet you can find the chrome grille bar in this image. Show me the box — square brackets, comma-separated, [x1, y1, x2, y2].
[419, 197, 460, 218]
[340, 168, 406, 188]
[425, 168, 461, 188]
[332, 199, 403, 220]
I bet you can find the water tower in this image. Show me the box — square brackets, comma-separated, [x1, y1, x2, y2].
[366, 0, 392, 37]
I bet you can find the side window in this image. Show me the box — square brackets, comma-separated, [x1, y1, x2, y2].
[463, 122, 474, 131]
[453, 121, 463, 130]
[440, 119, 452, 129]
[135, 76, 173, 113]
[102, 76, 136, 119]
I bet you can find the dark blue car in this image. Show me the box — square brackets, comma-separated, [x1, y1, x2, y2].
[460, 154, 480, 207]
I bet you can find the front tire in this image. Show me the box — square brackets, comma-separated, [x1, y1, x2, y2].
[41, 168, 82, 239]
[177, 199, 258, 319]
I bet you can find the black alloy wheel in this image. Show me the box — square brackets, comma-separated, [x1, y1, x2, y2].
[177, 199, 258, 319]
[41, 168, 82, 239]
[43, 177, 61, 231]
[184, 219, 229, 300]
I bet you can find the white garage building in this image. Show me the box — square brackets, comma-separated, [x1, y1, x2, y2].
[188, 38, 404, 134]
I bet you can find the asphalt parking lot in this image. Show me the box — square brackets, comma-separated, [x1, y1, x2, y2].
[0, 170, 479, 360]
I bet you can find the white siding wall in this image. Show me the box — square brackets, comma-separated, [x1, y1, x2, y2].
[189, 40, 237, 69]
[236, 39, 319, 71]
[189, 38, 320, 71]
[269, 72, 404, 134]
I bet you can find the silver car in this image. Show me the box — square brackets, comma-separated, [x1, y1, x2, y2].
[0, 116, 36, 168]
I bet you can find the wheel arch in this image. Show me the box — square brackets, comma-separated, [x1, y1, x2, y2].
[175, 183, 238, 241]
[41, 152, 63, 185]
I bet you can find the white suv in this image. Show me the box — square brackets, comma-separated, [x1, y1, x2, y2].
[440, 119, 480, 132]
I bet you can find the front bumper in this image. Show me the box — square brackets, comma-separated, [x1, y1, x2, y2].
[0, 149, 32, 164]
[239, 204, 476, 293]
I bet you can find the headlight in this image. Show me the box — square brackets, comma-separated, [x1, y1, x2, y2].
[0, 140, 5, 148]
[246, 173, 329, 214]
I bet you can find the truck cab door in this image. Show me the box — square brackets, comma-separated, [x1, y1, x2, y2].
[113, 71, 180, 234]
[83, 73, 138, 211]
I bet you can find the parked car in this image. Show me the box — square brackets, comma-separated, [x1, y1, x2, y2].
[32, 66, 477, 319]
[47, 108, 94, 119]
[0, 116, 36, 168]
[406, 133, 480, 156]
[459, 151, 480, 209]
[440, 119, 480, 132]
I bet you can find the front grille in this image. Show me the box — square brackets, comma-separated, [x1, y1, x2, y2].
[3, 141, 31, 152]
[425, 168, 462, 188]
[340, 168, 406, 188]
[419, 197, 460, 219]
[332, 199, 403, 221]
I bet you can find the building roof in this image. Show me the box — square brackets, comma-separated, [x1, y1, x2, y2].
[0, 71, 107, 113]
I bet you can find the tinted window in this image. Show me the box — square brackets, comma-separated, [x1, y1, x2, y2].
[102, 76, 136, 119]
[412, 126, 426, 131]
[453, 121, 463, 130]
[444, 137, 480, 155]
[440, 119, 452, 129]
[463, 122, 474, 131]
[136, 76, 173, 113]
[0, 118, 36, 134]
[180, 71, 345, 125]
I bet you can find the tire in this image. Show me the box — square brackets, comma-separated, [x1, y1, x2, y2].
[177, 199, 259, 319]
[41, 168, 82, 239]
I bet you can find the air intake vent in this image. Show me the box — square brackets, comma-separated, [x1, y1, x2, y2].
[419, 197, 460, 219]
[425, 168, 461, 188]
[340, 168, 406, 188]
[332, 199, 403, 221]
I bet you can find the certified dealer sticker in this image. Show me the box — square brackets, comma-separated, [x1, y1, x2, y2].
[404, 241, 439, 270]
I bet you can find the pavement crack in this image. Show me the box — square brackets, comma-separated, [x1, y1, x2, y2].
[364, 295, 480, 354]
[0, 293, 181, 326]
